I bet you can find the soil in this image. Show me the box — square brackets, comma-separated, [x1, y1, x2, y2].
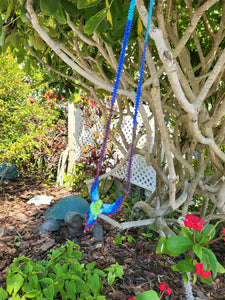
[0, 178, 225, 300]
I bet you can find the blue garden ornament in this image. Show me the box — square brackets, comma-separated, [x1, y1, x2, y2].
[84, 0, 154, 232]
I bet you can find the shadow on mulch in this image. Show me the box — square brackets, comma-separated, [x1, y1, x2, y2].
[0, 178, 225, 299]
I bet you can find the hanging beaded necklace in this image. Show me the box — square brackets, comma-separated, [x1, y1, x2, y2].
[84, 0, 154, 232]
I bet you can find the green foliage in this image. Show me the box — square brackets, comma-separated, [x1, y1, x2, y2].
[141, 226, 160, 242]
[65, 159, 94, 198]
[104, 262, 123, 286]
[14, 235, 21, 247]
[114, 234, 135, 245]
[0, 0, 142, 96]
[0, 53, 67, 179]
[156, 218, 225, 284]
[136, 290, 160, 300]
[1, 240, 123, 300]
[84, 8, 109, 35]
[66, 122, 119, 197]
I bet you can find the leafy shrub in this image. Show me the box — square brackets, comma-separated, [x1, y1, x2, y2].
[0, 54, 67, 179]
[68, 140, 119, 198]
[0, 240, 123, 300]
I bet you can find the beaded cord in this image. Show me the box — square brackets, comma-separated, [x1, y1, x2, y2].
[84, 0, 154, 232]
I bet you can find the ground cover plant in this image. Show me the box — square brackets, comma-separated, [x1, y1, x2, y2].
[1, 180, 225, 299]
[0, 240, 123, 300]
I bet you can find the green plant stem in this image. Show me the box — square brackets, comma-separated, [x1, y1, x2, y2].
[159, 290, 165, 299]
[193, 229, 196, 244]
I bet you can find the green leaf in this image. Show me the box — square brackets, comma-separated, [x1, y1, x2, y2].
[39, 277, 54, 285]
[107, 271, 115, 286]
[192, 243, 202, 259]
[136, 290, 160, 300]
[0, 0, 8, 11]
[193, 273, 197, 285]
[156, 237, 168, 254]
[43, 285, 54, 299]
[24, 290, 41, 298]
[86, 261, 96, 270]
[202, 247, 218, 278]
[199, 274, 212, 284]
[171, 264, 182, 272]
[29, 274, 39, 290]
[53, 6, 67, 24]
[61, 0, 78, 16]
[0, 25, 7, 47]
[106, 0, 112, 27]
[181, 226, 193, 241]
[0, 287, 8, 300]
[6, 273, 24, 295]
[217, 261, 225, 274]
[0, 15, 2, 35]
[165, 235, 193, 256]
[177, 260, 195, 272]
[137, 16, 143, 37]
[5, 32, 20, 49]
[89, 273, 100, 296]
[25, 260, 33, 274]
[199, 235, 211, 244]
[84, 8, 109, 35]
[77, 0, 101, 9]
[200, 224, 216, 241]
[6, 0, 13, 19]
[182, 272, 189, 282]
[20, 5, 29, 23]
[29, 34, 46, 51]
[40, 0, 60, 15]
[65, 280, 76, 300]
[195, 230, 201, 241]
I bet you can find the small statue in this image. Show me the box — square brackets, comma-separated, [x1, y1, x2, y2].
[38, 195, 103, 241]
[0, 163, 22, 181]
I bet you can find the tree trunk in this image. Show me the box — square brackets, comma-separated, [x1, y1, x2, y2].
[57, 101, 82, 186]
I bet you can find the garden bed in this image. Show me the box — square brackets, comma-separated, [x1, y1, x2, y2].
[0, 179, 225, 299]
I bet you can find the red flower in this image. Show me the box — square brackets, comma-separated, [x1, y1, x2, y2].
[195, 263, 211, 278]
[196, 263, 204, 275]
[159, 282, 167, 291]
[202, 270, 211, 279]
[167, 287, 172, 296]
[159, 282, 171, 295]
[128, 298, 135, 300]
[222, 227, 225, 235]
[184, 214, 204, 231]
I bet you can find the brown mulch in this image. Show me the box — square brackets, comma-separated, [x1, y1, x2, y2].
[0, 178, 225, 299]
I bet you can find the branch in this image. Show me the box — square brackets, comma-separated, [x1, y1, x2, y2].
[25, 0, 134, 99]
[195, 49, 225, 110]
[25, 42, 77, 81]
[99, 214, 155, 230]
[173, 0, 219, 58]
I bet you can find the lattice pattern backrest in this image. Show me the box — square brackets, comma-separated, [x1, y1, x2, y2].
[111, 105, 156, 193]
[75, 104, 156, 194]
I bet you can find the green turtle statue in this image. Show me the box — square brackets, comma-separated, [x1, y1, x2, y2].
[38, 195, 103, 242]
[0, 163, 22, 180]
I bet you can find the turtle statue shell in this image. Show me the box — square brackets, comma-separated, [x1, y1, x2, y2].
[38, 195, 103, 241]
[0, 163, 22, 180]
[43, 195, 90, 220]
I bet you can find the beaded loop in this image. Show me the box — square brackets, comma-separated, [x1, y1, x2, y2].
[84, 0, 154, 232]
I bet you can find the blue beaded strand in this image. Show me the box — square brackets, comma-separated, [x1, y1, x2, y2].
[126, 0, 154, 193]
[97, 0, 137, 174]
[85, 0, 154, 232]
